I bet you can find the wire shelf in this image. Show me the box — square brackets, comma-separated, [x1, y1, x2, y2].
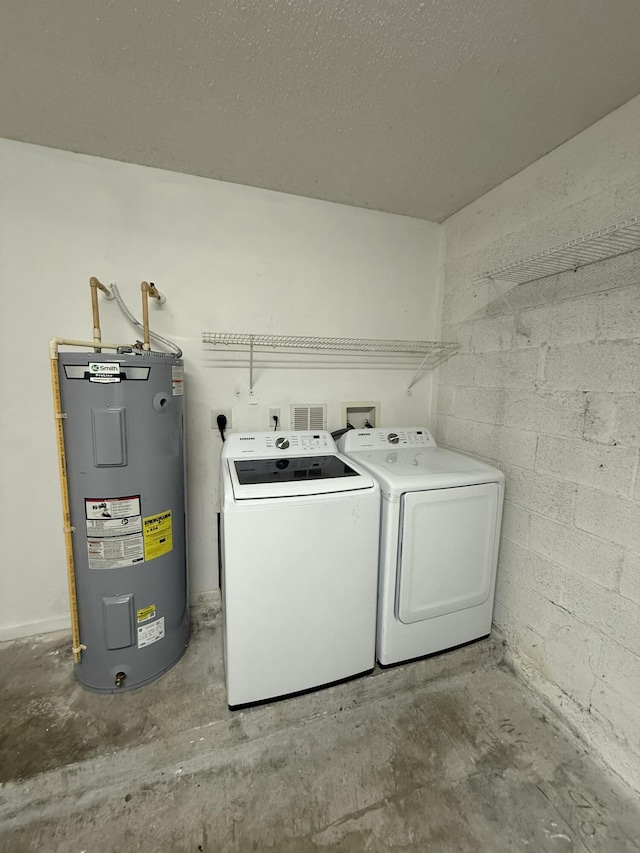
[480, 216, 640, 285]
[202, 332, 460, 392]
[204, 332, 458, 356]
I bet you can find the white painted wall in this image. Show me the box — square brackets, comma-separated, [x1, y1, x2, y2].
[0, 139, 442, 641]
[438, 95, 640, 791]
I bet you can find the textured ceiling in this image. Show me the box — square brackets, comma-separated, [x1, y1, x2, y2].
[2, 0, 640, 221]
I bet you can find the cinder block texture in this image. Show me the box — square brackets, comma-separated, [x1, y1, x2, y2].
[598, 640, 640, 710]
[454, 387, 507, 426]
[500, 501, 529, 547]
[474, 424, 537, 469]
[502, 465, 576, 524]
[468, 314, 514, 353]
[474, 349, 539, 389]
[591, 684, 640, 755]
[516, 586, 567, 637]
[594, 284, 640, 341]
[531, 614, 601, 710]
[439, 97, 640, 792]
[575, 487, 640, 552]
[436, 384, 455, 417]
[584, 392, 640, 448]
[528, 515, 622, 591]
[504, 390, 586, 437]
[494, 565, 519, 616]
[536, 435, 637, 496]
[620, 551, 640, 605]
[518, 294, 599, 348]
[544, 341, 640, 392]
[499, 537, 562, 601]
[439, 353, 476, 387]
[436, 415, 475, 451]
[561, 573, 640, 657]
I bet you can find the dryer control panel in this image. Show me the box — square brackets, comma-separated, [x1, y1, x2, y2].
[338, 427, 436, 452]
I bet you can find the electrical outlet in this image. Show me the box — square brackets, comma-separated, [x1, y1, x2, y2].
[211, 408, 232, 430]
[268, 407, 281, 430]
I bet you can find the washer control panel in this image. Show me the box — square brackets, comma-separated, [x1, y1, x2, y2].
[338, 427, 436, 452]
[224, 431, 334, 457]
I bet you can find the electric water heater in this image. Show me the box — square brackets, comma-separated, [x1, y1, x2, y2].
[58, 350, 189, 692]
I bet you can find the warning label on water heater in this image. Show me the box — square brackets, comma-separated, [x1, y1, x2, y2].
[85, 495, 144, 569]
[171, 365, 184, 396]
[143, 510, 173, 561]
[86, 496, 141, 520]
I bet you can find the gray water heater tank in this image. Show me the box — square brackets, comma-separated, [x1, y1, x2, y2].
[58, 350, 189, 692]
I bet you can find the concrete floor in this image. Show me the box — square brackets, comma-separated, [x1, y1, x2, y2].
[2, 598, 639, 853]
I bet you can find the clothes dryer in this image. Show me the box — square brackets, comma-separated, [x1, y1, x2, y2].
[220, 431, 380, 706]
[337, 427, 504, 665]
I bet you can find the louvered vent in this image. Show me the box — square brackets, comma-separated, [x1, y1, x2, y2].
[290, 404, 327, 431]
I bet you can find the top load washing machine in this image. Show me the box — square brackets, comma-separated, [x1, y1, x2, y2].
[220, 430, 380, 706]
[337, 427, 504, 666]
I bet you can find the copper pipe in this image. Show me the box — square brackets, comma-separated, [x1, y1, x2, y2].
[140, 281, 151, 350]
[89, 276, 111, 349]
[147, 282, 162, 301]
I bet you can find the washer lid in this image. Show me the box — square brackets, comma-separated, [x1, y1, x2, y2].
[344, 447, 503, 494]
[228, 454, 376, 499]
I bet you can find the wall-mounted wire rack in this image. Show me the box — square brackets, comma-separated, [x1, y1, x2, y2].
[202, 332, 460, 394]
[476, 215, 640, 336]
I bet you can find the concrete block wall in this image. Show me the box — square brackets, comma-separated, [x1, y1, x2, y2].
[437, 95, 640, 791]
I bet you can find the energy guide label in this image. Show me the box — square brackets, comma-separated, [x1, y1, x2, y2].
[143, 510, 173, 561]
[138, 617, 165, 649]
[85, 495, 144, 569]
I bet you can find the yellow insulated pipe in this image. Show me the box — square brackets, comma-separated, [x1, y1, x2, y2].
[89, 276, 112, 348]
[50, 346, 85, 663]
[140, 281, 162, 351]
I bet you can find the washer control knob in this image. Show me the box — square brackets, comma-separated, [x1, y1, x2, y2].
[275, 436, 290, 450]
[387, 433, 399, 444]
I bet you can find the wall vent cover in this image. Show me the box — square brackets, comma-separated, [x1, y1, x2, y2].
[290, 403, 327, 431]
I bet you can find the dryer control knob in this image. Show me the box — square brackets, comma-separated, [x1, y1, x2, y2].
[387, 433, 399, 444]
[275, 437, 290, 450]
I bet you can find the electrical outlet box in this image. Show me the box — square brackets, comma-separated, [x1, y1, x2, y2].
[342, 401, 380, 429]
[268, 407, 281, 430]
[211, 408, 232, 430]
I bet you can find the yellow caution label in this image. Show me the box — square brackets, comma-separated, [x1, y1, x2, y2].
[137, 604, 156, 623]
[143, 510, 173, 561]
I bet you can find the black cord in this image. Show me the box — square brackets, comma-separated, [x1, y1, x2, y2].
[273, 415, 279, 431]
[331, 424, 355, 441]
[217, 414, 227, 442]
[364, 420, 373, 428]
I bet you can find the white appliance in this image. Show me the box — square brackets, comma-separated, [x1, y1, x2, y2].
[337, 427, 504, 666]
[220, 430, 380, 706]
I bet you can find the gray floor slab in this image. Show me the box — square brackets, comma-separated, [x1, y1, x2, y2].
[1, 599, 639, 852]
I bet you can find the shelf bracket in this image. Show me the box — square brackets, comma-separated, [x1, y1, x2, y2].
[249, 336, 255, 395]
[486, 275, 530, 337]
[406, 347, 433, 394]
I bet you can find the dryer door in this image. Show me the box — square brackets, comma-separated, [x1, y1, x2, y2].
[396, 483, 499, 624]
